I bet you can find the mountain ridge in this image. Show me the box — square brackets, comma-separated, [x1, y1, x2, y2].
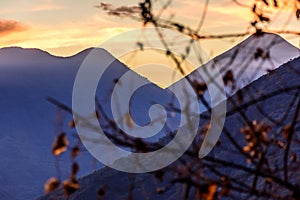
[1, 32, 298, 89]
[0, 32, 299, 199]
[39, 55, 300, 200]
[1, 33, 298, 59]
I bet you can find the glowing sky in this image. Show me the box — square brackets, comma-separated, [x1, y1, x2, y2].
[0, 0, 299, 57]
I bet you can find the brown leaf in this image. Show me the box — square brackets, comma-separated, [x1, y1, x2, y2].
[44, 177, 60, 194]
[97, 185, 106, 199]
[125, 112, 134, 129]
[71, 162, 79, 176]
[71, 146, 80, 158]
[156, 187, 165, 194]
[200, 123, 210, 136]
[166, 50, 171, 56]
[265, 177, 273, 184]
[63, 179, 79, 196]
[276, 140, 285, 149]
[154, 170, 164, 182]
[262, 0, 269, 6]
[237, 90, 244, 103]
[223, 70, 234, 86]
[252, 4, 257, 13]
[243, 146, 250, 152]
[283, 124, 291, 139]
[52, 133, 69, 156]
[199, 184, 217, 200]
[206, 184, 217, 200]
[68, 119, 75, 128]
[172, 23, 185, 32]
[258, 14, 270, 22]
[136, 42, 144, 51]
[193, 81, 207, 95]
[220, 185, 231, 196]
[251, 20, 258, 27]
[291, 154, 297, 162]
[254, 48, 264, 59]
[296, 9, 300, 19]
[96, 111, 100, 119]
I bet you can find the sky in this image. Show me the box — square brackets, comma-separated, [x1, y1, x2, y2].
[0, 0, 299, 58]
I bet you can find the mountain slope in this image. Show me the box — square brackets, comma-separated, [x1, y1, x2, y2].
[189, 32, 299, 91]
[0, 33, 299, 199]
[39, 56, 300, 200]
[0, 46, 174, 200]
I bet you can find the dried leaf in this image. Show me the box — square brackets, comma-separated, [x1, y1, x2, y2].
[156, 187, 165, 194]
[220, 180, 231, 197]
[223, 70, 235, 86]
[113, 78, 119, 84]
[237, 90, 244, 103]
[243, 146, 250, 152]
[200, 123, 210, 135]
[71, 162, 79, 176]
[283, 124, 291, 139]
[291, 154, 297, 162]
[154, 170, 164, 182]
[52, 133, 69, 156]
[254, 48, 264, 59]
[206, 184, 217, 200]
[258, 14, 270, 22]
[193, 81, 207, 95]
[276, 140, 285, 149]
[166, 50, 171, 56]
[95, 111, 100, 119]
[199, 184, 217, 200]
[296, 9, 300, 19]
[262, 0, 269, 6]
[134, 138, 147, 152]
[220, 187, 230, 196]
[265, 177, 273, 184]
[125, 112, 134, 129]
[97, 185, 106, 199]
[251, 20, 258, 27]
[63, 179, 79, 196]
[71, 146, 80, 158]
[68, 119, 75, 128]
[136, 42, 144, 51]
[172, 23, 185, 32]
[252, 4, 257, 13]
[44, 177, 60, 194]
[185, 46, 190, 55]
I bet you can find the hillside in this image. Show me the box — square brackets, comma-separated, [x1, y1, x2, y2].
[0, 32, 299, 199]
[39, 56, 300, 199]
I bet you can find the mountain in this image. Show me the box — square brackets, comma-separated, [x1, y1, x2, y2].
[0, 33, 299, 199]
[37, 168, 181, 200]
[39, 55, 300, 200]
[0, 47, 172, 200]
[189, 32, 299, 91]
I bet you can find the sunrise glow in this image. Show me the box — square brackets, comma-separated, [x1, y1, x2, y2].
[1, 0, 299, 58]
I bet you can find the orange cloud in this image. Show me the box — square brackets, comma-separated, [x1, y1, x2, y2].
[31, 4, 64, 12]
[0, 20, 28, 37]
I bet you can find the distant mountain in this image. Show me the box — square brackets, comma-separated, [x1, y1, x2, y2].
[0, 46, 169, 200]
[39, 55, 300, 200]
[189, 32, 299, 91]
[38, 168, 181, 200]
[0, 33, 299, 199]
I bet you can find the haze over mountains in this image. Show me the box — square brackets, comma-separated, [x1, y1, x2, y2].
[0, 33, 299, 199]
